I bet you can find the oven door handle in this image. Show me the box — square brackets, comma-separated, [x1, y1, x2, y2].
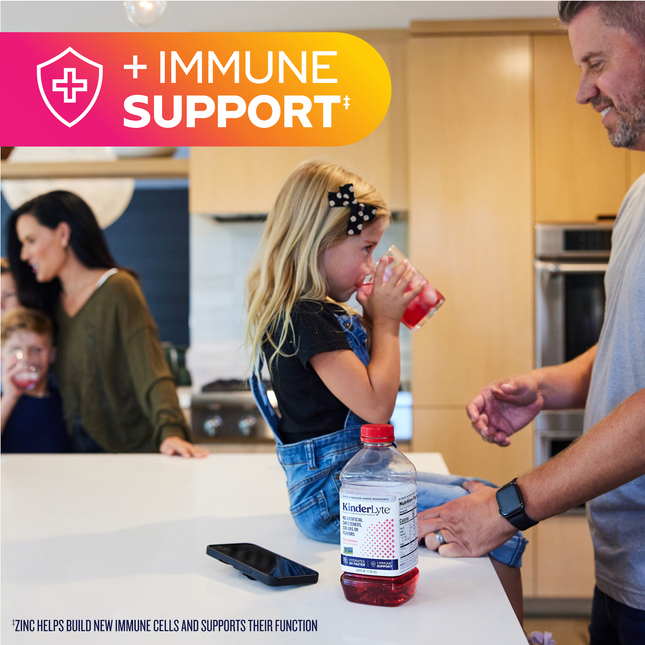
[534, 260, 610, 274]
[535, 260, 609, 288]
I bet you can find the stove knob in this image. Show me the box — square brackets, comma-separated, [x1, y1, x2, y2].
[238, 415, 257, 437]
[203, 415, 224, 437]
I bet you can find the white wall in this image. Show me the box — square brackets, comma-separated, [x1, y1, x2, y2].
[1, 1, 558, 32]
[188, 215, 264, 386]
[188, 215, 411, 387]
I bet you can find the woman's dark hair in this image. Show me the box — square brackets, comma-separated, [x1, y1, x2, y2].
[6, 190, 132, 312]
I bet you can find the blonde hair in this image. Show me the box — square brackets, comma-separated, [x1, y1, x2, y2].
[245, 160, 390, 372]
[1, 306, 54, 347]
[1, 257, 11, 274]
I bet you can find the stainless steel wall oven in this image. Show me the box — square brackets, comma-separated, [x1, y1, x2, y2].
[534, 223, 612, 468]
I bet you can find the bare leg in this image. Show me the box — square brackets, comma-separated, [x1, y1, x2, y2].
[490, 556, 523, 626]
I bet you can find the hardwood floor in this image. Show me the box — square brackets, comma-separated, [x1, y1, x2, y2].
[525, 619, 590, 645]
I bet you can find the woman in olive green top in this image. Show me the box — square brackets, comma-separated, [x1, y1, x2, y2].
[7, 190, 207, 457]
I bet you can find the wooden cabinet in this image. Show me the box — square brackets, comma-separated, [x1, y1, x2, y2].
[412, 409, 533, 490]
[530, 515, 596, 598]
[0, 157, 188, 179]
[407, 23, 605, 601]
[628, 149, 645, 186]
[533, 34, 627, 222]
[518, 516, 596, 599]
[190, 30, 409, 215]
[407, 34, 534, 485]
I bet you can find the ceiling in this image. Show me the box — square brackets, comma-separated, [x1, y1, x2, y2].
[1, 1, 559, 32]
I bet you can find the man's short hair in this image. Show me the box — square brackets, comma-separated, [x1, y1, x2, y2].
[559, 2, 645, 48]
[1, 307, 54, 347]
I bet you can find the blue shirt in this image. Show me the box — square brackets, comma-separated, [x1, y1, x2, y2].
[2, 386, 70, 453]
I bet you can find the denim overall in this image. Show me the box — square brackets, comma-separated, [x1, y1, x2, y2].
[251, 312, 527, 566]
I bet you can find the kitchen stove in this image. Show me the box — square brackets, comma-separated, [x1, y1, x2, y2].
[190, 379, 276, 442]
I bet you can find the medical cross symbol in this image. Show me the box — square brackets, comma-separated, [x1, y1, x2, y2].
[37, 47, 103, 127]
[124, 55, 147, 79]
[52, 68, 88, 103]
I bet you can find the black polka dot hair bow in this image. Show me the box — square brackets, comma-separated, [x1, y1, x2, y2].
[327, 183, 378, 236]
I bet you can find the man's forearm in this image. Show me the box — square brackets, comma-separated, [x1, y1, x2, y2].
[534, 344, 597, 410]
[519, 386, 645, 520]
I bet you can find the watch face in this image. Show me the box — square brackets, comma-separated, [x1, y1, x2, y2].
[497, 484, 522, 516]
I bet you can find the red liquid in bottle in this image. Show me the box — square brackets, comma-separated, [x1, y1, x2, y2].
[340, 425, 419, 607]
[341, 567, 419, 607]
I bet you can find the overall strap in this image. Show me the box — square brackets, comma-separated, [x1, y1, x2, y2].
[249, 356, 281, 442]
[333, 312, 370, 429]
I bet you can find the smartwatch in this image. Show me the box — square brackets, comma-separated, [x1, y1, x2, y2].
[496, 478, 538, 531]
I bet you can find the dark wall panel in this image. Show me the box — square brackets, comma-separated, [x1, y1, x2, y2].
[1, 188, 189, 345]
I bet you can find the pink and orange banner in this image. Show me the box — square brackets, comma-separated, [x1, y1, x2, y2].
[0, 32, 391, 146]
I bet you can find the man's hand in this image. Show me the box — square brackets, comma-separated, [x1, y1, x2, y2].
[418, 481, 516, 557]
[466, 376, 544, 446]
[160, 436, 209, 458]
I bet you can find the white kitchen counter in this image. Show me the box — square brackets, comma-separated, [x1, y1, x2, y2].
[1, 454, 527, 644]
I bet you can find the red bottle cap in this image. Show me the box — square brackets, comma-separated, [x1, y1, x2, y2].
[361, 424, 395, 443]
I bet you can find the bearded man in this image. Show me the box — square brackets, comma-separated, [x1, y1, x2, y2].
[418, 3, 645, 643]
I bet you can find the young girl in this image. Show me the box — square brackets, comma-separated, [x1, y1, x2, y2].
[245, 161, 526, 618]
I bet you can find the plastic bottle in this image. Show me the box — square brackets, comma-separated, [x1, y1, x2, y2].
[339, 424, 419, 607]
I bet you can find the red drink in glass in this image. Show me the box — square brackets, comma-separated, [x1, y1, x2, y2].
[400, 280, 445, 331]
[12, 366, 40, 390]
[361, 245, 445, 331]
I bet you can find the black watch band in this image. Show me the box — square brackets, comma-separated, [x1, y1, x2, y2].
[496, 478, 538, 531]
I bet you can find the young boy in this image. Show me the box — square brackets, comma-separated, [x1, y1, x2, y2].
[1, 307, 69, 452]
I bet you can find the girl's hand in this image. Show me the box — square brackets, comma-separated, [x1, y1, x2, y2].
[361, 258, 425, 327]
[355, 282, 375, 322]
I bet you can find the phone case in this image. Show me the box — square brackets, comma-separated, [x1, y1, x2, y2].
[206, 543, 319, 587]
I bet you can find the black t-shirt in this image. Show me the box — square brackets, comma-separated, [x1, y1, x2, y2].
[264, 300, 352, 443]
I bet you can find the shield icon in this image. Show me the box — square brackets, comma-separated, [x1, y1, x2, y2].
[37, 47, 103, 127]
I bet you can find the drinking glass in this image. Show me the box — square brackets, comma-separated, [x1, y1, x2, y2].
[12, 363, 41, 390]
[360, 245, 445, 331]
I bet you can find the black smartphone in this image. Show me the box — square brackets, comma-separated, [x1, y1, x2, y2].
[206, 543, 319, 587]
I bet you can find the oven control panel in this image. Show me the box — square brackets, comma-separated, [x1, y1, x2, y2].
[535, 222, 613, 260]
[191, 391, 274, 442]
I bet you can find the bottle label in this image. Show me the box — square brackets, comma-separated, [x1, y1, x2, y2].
[340, 489, 417, 577]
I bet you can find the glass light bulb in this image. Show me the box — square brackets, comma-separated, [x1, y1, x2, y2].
[123, 1, 168, 28]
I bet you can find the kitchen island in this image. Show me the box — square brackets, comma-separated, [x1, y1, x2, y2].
[2, 454, 527, 644]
